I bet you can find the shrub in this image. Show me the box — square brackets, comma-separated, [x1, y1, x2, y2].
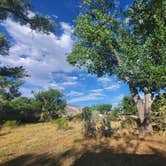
[121, 118, 137, 129]
[84, 119, 97, 138]
[72, 113, 83, 122]
[100, 116, 112, 137]
[52, 118, 69, 130]
[152, 106, 166, 131]
[4, 120, 17, 127]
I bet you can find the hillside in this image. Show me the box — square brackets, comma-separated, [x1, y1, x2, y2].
[66, 105, 83, 115]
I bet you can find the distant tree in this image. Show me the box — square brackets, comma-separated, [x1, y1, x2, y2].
[0, 0, 55, 101]
[96, 104, 112, 114]
[34, 89, 66, 120]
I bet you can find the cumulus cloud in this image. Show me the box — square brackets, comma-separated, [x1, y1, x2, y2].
[0, 18, 74, 93]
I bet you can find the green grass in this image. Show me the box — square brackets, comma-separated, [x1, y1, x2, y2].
[3, 120, 17, 128]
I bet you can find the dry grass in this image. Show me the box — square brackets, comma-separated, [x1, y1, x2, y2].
[0, 122, 166, 166]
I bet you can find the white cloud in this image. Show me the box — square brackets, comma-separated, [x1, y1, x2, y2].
[104, 84, 120, 90]
[0, 18, 74, 94]
[61, 81, 77, 86]
[68, 89, 105, 104]
[66, 91, 84, 97]
[90, 89, 103, 93]
[68, 94, 104, 103]
[98, 77, 110, 83]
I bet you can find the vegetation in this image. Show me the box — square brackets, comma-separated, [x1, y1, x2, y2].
[3, 120, 17, 127]
[0, 89, 66, 123]
[34, 88, 66, 121]
[0, 122, 166, 166]
[67, 0, 166, 133]
[118, 96, 137, 115]
[51, 118, 69, 130]
[0, 0, 165, 165]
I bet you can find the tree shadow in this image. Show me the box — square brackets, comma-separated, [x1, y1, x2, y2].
[72, 149, 166, 166]
[1, 154, 58, 166]
[1, 134, 166, 166]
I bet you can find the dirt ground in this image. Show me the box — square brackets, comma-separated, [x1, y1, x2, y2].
[0, 122, 166, 166]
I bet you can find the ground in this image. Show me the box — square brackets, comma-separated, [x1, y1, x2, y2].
[0, 121, 166, 166]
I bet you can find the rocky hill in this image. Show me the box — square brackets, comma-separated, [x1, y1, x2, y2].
[66, 105, 83, 115]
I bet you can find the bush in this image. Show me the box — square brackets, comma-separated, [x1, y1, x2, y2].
[152, 106, 166, 131]
[52, 118, 69, 130]
[84, 120, 97, 138]
[82, 108, 113, 138]
[100, 116, 112, 137]
[72, 113, 83, 122]
[4, 120, 17, 127]
[121, 118, 137, 129]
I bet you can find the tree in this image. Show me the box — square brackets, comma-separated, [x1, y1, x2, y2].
[0, 0, 55, 100]
[0, 67, 27, 100]
[67, 0, 165, 133]
[121, 0, 166, 132]
[34, 89, 66, 120]
[95, 104, 112, 114]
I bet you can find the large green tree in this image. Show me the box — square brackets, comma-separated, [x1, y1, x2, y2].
[67, 0, 165, 133]
[0, 0, 55, 100]
[121, 0, 166, 132]
[34, 89, 66, 121]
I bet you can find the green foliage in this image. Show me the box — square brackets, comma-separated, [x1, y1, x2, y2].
[121, 0, 166, 93]
[0, 98, 40, 123]
[109, 107, 120, 119]
[151, 93, 166, 131]
[67, 0, 119, 77]
[121, 119, 137, 130]
[0, 0, 55, 33]
[3, 120, 17, 127]
[152, 93, 166, 112]
[68, 0, 165, 131]
[152, 106, 166, 131]
[0, 33, 9, 55]
[0, 88, 67, 123]
[82, 107, 93, 120]
[52, 118, 69, 130]
[95, 104, 112, 114]
[119, 96, 137, 115]
[34, 88, 66, 120]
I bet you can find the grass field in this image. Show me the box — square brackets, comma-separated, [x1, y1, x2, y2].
[0, 122, 166, 166]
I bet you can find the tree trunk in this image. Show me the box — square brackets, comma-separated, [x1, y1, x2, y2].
[143, 92, 153, 134]
[128, 83, 144, 124]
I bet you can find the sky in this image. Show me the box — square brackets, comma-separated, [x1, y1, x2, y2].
[0, 0, 134, 107]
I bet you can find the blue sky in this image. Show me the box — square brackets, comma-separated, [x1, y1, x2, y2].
[0, 0, 134, 107]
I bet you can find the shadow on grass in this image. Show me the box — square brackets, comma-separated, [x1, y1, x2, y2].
[1, 154, 57, 166]
[72, 149, 166, 166]
[2, 150, 165, 166]
[1, 135, 166, 166]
